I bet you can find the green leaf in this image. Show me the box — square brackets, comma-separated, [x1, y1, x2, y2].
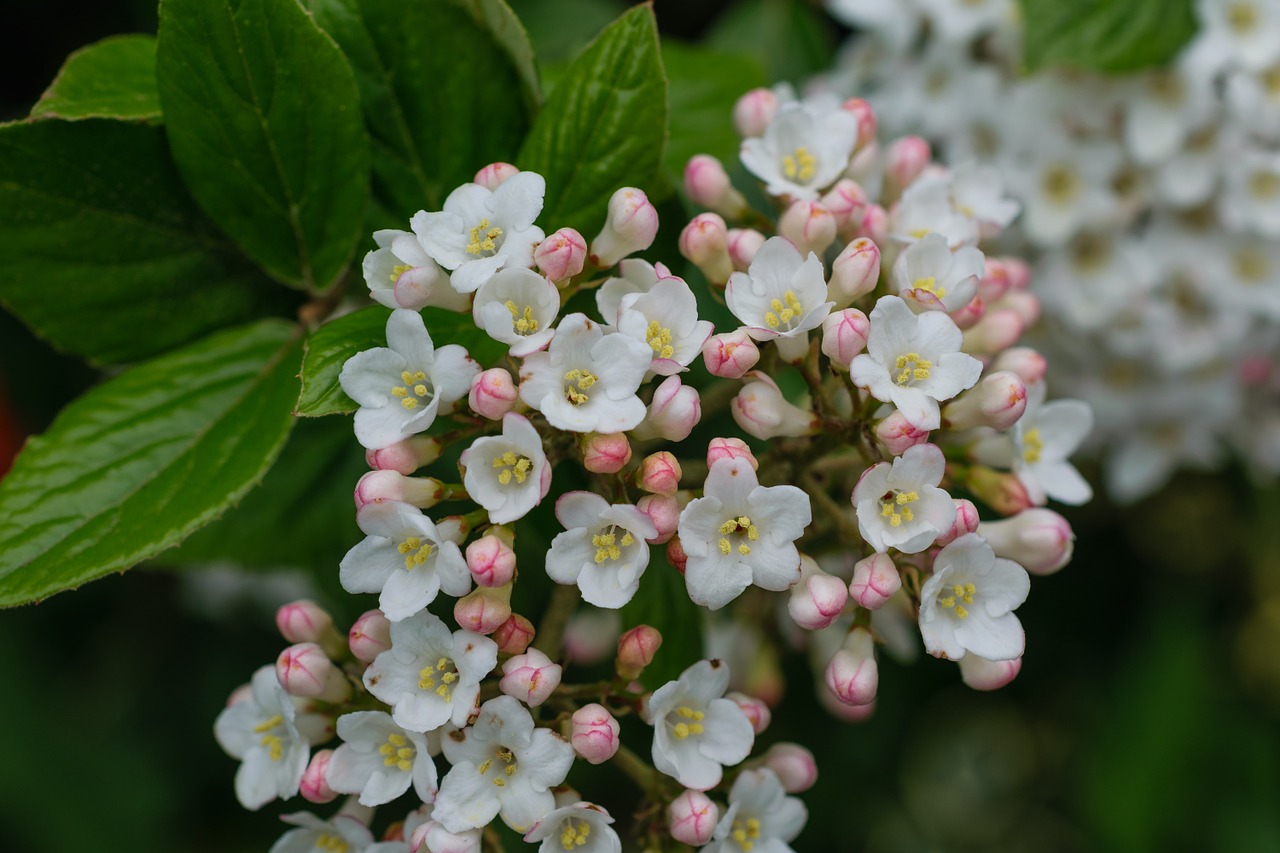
[0, 119, 295, 365]
[619, 550, 703, 689]
[517, 3, 667, 238]
[706, 0, 835, 86]
[1019, 0, 1197, 74]
[513, 0, 627, 65]
[30, 35, 162, 122]
[0, 320, 302, 607]
[156, 0, 370, 291]
[311, 0, 539, 219]
[296, 305, 506, 417]
[662, 40, 765, 181]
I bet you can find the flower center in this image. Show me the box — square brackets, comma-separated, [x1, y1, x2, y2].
[316, 834, 350, 853]
[389, 263, 413, 283]
[492, 451, 533, 486]
[1042, 164, 1080, 205]
[1233, 246, 1270, 282]
[378, 732, 415, 772]
[477, 746, 519, 787]
[253, 715, 285, 761]
[1022, 428, 1044, 463]
[1227, 1, 1259, 32]
[730, 817, 763, 852]
[390, 370, 433, 411]
[559, 818, 592, 850]
[505, 301, 539, 335]
[592, 526, 636, 564]
[764, 290, 804, 331]
[418, 656, 460, 700]
[1249, 171, 1279, 201]
[938, 582, 977, 619]
[1147, 71, 1186, 104]
[467, 218, 504, 256]
[646, 321, 675, 359]
[894, 352, 932, 386]
[564, 369, 598, 406]
[911, 275, 946, 298]
[880, 490, 919, 527]
[1264, 65, 1280, 96]
[718, 516, 760, 556]
[1071, 233, 1112, 273]
[782, 146, 817, 183]
[667, 704, 706, 740]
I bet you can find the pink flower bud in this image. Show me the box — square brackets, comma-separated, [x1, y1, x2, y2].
[636, 493, 681, 544]
[731, 371, 818, 440]
[727, 691, 771, 734]
[942, 370, 1027, 431]
[684, 154, 748, 217]
[635, 376, 701, 442]
[570, 703, 621, 764]
[465, 534, 517, 587]
[276, 599, 335, 645]
[1004, 257, 1032, 289]
[454, 583, 513, 634]
[789, 568, 850, 631]
[992, 289, 1040, 325]
[733, 87, 778, 137]
[669, 790, 719, 846]
[469, 368, 518, 420]
[473, 162, 519, 189]
[667, 535, 688, 574]
[534, 228, 587, 283]
[706, 436, 758, 470]
[959, 654, 1023, 691]
[616, 624, 662, 680]
[830, 238, 881, 304]
[779, 200, 837, 257]
[702, 329, 760, 379]
[365, 435, 444, 475]
[858, 203, 889, 246]
[391, 260, 463, 312]
[977, 257, 1012, 303]
[348, 609, 392, 663]
[300, 750, 338, 804]
[936, 498, 981, 547]
[825, 627, 878, 706]
[493, 614, 536, 655]
[762, 743, 818, 793]
[977, 508, 1075, 575]
[276, 643, 350, 702]
[821, 308, 870, 367]
[821, 179, 869, 238]
[581, 431, 632, 474]
[727, 228, 766, 271]
[678, 213, 733, 285]
[636, 451, 682, 496]
[991, 347, 1048, 386]
[848, 552, 901, 610]
[500, 648, 562, 707]
[354, 470, 444, 510]
[843, 97, 877, 148]
[885, 136, 931, 192]
[962, 308, 1025, 356]
[964, 466, 1034, 516]
[874, 409, 931, 456]
[590, 187, 659, 267]
[949, 297, 986, 333]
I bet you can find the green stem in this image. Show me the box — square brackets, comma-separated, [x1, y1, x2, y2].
[533, 583, 580, 658]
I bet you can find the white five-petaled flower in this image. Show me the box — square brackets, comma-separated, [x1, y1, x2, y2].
[269, 812, 406, 853]
[704, 768, 808, 853]
[524, 803, 622, 853]
[972, 383, 1094, 505]
[918, 533, 1030, 661]
[340, 500, 472, 622]
[850, 295, 983, 431]
[616, 277, 715, 375]
[340, 309, 480, 450]
[595, 258, 674, 325]
[678, 457, 812, 610]
[432, 695, 575, 834]
[740, 102, 859, 200]
[472, 267, 559, 357]
[459, 413, 551, 524]
[647, 659, 755, 791]
[890, 232, 984, 314]
[726, 237, 834, 353]
[214, 665, 330, 811]
[547, 492, 657, 609]
[412, 171, 546, 294]
[362, 228, 471, 313]
[852, 443, 957, 554]
[363, 611, 499, 733]
[326, 710, 437, 807]
[890, 173, 980, 248]
[518, 313, 652, 433]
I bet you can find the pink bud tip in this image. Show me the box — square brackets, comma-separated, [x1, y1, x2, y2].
[727, 228, 766, 271]
[469, 368, 518, 420]
[702, 329, 760, 379]
[789, 572, 850, 631]
[465, 534, 517, 587]
[616, 624, 663, 680]
[875, 410, 931, 456]
[354, 470, 444, 510]
[365, 435, 444, 475]
[473, 162, 519, 190]
[727, 691, 771, 734]
[590, 187, 659, 267]
[571, 703, 621, 764]
[991, 347, 1048, 386]
[965, 466, 1035, 516]
[636, 451, 681, 496]
[493, 614, 536, 655]
[859, 204, 889, 246]
[779, 200, 837, 257]
[825, 629, 878, 706]
[886, 136, 931, 190]
[821, 308, 870, 367]
[706, 436, 758, 470]
[667, 535, 688, 574]
[977, 508, 1075, 575]
[275, 599, 334, 644]
[830, 238, 881, 304]
[454, 584, 513, 635]
[636, 493, 681, 544]
[534, 228, 587, 283]
[821, 179, 869, 238]
[276, 643, 349, 702]
[679, 213, 733, 285]
[936, 498, 981, 547]
[763, 743, 818, 793]
[300, 750, 337, 803]
[848, 553, 901, 610]
[668, 789, 720, 846]
[733, 87, 778, 137]
[959, 654, 1023, 690]
[639, 376, 702, 442]
[348, 609, 392, 663]
[842, 97, 877, 148]
[499, 648, 562, 707]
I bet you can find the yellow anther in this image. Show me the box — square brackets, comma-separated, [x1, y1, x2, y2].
[738, 543, 751, 555]
[880, 490, 918, 527]
[401, 397, 418, 409]
[689, 723, 705, 735]
[719, 538, 732, 555]
[1234, 246, 1269, 282]
[894, 352, 932, 386]
[939, 582, 976, 619]
[675, 706, 704, 719]
[493, 777, 506, 787]
[1227, 1, 1258, 32]
[253, 715, 283, 734]
[497, 749, 514, 763]
[478, 759, 492, 775]
[413, 384, 428, 396]
[505, 763, 517, 776]
[493, 451, 533, 486]
[401, 371, 414, 384]
[381, 732, 414, 768]
[467, 218, 504, 255]
[955, 605, 969, 619]
[564, 369, 598, 406]
[391, 387, 408, 397]
[621, 532, 635, 547]
[260, 733, 283, 761]
[317, 833, 351, 853]
[1023, 428, 1044, 463]
[389, 264, 413, 282]
[1250, 171, 1279, 200]
[910, 228, 930, 239]
[560, 818, 592, 849]
[505, 300, 540, 335]
[764, 311, 780, 328]
[673, 722, 691, 740]
[646, 320, 675, 359]
[399, 537, 433, 570]
[782, 146, 817, 182]
[912, 276, 946, 298]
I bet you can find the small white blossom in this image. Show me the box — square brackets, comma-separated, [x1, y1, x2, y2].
[595, 258, 673, 325]
[459, 413, 551, 525]
[524, 803, 621, 853]
[616, 277, 715, 375]
[973, 383, 1094, 505]
[890, 232, 983, 313]
[740, 102, 859, 200]
[362, 229, 470, 312]
[852, 443, 957, 554]
[326, 710, 438, 807]
[547, 491, 657, 608]
[918, 533, 1030, 661]
[270, 813, 405, 853]
[704, 768, 807, 853]
[726, 237, 834, 347]
[472, 267, 559, 357]
[890, 173, 979, 248]
[647, 659, 755, 791]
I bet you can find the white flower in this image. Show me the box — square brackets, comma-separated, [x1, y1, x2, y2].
[852, 443, 957, 554]
[547, 491, 657, 609]
[972, 383, 1094, 505]
[269, 813, 400, 853]
[890, 173, 980, 248]
[340, 309, 480, 450]
[412, 171, 546, 293]
[1219, 147, 1280, 237]
[890, 232, 983, 314]
[849, 295, 983, 430]
[326, 711, 438, 807]
[740, 102, 859, 200]
[362, 229, 471, 312]
[363, 611, 499, 732]
[647, 659, 755, 791]
[433, 696, 575, 833]
[616, 277, 714, 375]
[340, 500, 472, 622]
[1121, 63, 1216, 166]
[518, 314, 652, 433]
[726, 237, 834, 345]
[524, 803, 621, 853]
[472, 267, 559, 357]
[214, 666, 328, 811]
[1193, 0, 1280, 72]
[1005, 139, 1122, 247]
[678, 457, 812, 610]
[1036, 232, 1153, 332]
[459, 413, 551, 525]
[949, 162, 1020, 231]
[918, 533, 1030, 661]
[595, 258, 672, 325]
[704, 768, 807, 853]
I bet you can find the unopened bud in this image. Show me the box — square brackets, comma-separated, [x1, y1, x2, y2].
[727, 691, 771, 734]
[962, 308, 1024, 356]
[821, 308, 870, 367]
[885, 136, 931, 193]
[354, 471, 444, 510]
[684, 154, 748, 218]
[571, 703, 621, 764]
[668, 789, 719, 846]
[300, 750, 337, 804]
[762, 743, 818, 793]
[977, 508, 1074, 575]
[679, 213, 733, 285]
[936, 498, 981, 547]
[848, 552, 901, 610]
[859, 203, 889, 246]
[590, 187, 659, 267]
[965, 466, 1034, 516]
[825, 627, 878, 706]
[1004, 257, 1032, 289]
[731, 371, 818, 440]
[875, 409, 931, 456]
[348, 609, 392, 663]
[581, 432, 632, 474]
[992, 289, 1040, 326]
[366, 435, 444, 475]
[733, 87, 778, 137]
[706, 436, 758, 470]
[636, 493, 681, 544]
[473, 162, 519, 190]
[830, 238, 881, 305]
[633, 376, 701, 442]
[727, 228, 766, 271]
[977, 257, 1012, 303]
[534, 228, 587, 284]
[384, 258, 469, 312]
[959, 653, 1023, 691]
[276, 643, 350, 702]
[667, 535, 688, 573]
[636, 451, 681, 496]
[942, 370, 1027, 431]
[821, 179, 869, 238]
[454, 583, 513, 634]
[779, 201, 837, 257]
[465, 533, 517, 587]
[702, 329, 759, 379]
[789, 556, 849, 631]
[991, 347, 1048, 386]
[500, 648, 562, 706]
[616, 624, 662, 680]
[949, 296, 986, 330]
[469, 367, 518, 420]
[843, 97, 877, 149]
[493, 614, 536, 655]
[276, 599, 335, 645]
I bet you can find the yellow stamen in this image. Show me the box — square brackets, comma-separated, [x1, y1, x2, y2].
[646, 320, 676, 359]
[894, 352, 932, 386]
[781, 146, 817, 183]
[505, 301, 540, 335]
[388, 263, 413, 283]
[466, 218, 504, 256]
[564, 369, 598, 406]
[398, 536, 434, 570]
[912, 276, 946, 298]
[1023, 428, 1044, 464]
[492, 450, 533, 486]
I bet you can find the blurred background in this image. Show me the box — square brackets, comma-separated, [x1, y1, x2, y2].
[3, 1, 1280, 851]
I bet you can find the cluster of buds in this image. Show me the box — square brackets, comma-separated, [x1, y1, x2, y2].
[218, 86, 1093, 851]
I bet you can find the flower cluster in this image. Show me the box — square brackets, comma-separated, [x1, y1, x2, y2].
[825, 0, 1280, 501]
[217, 85, 1092, 850]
